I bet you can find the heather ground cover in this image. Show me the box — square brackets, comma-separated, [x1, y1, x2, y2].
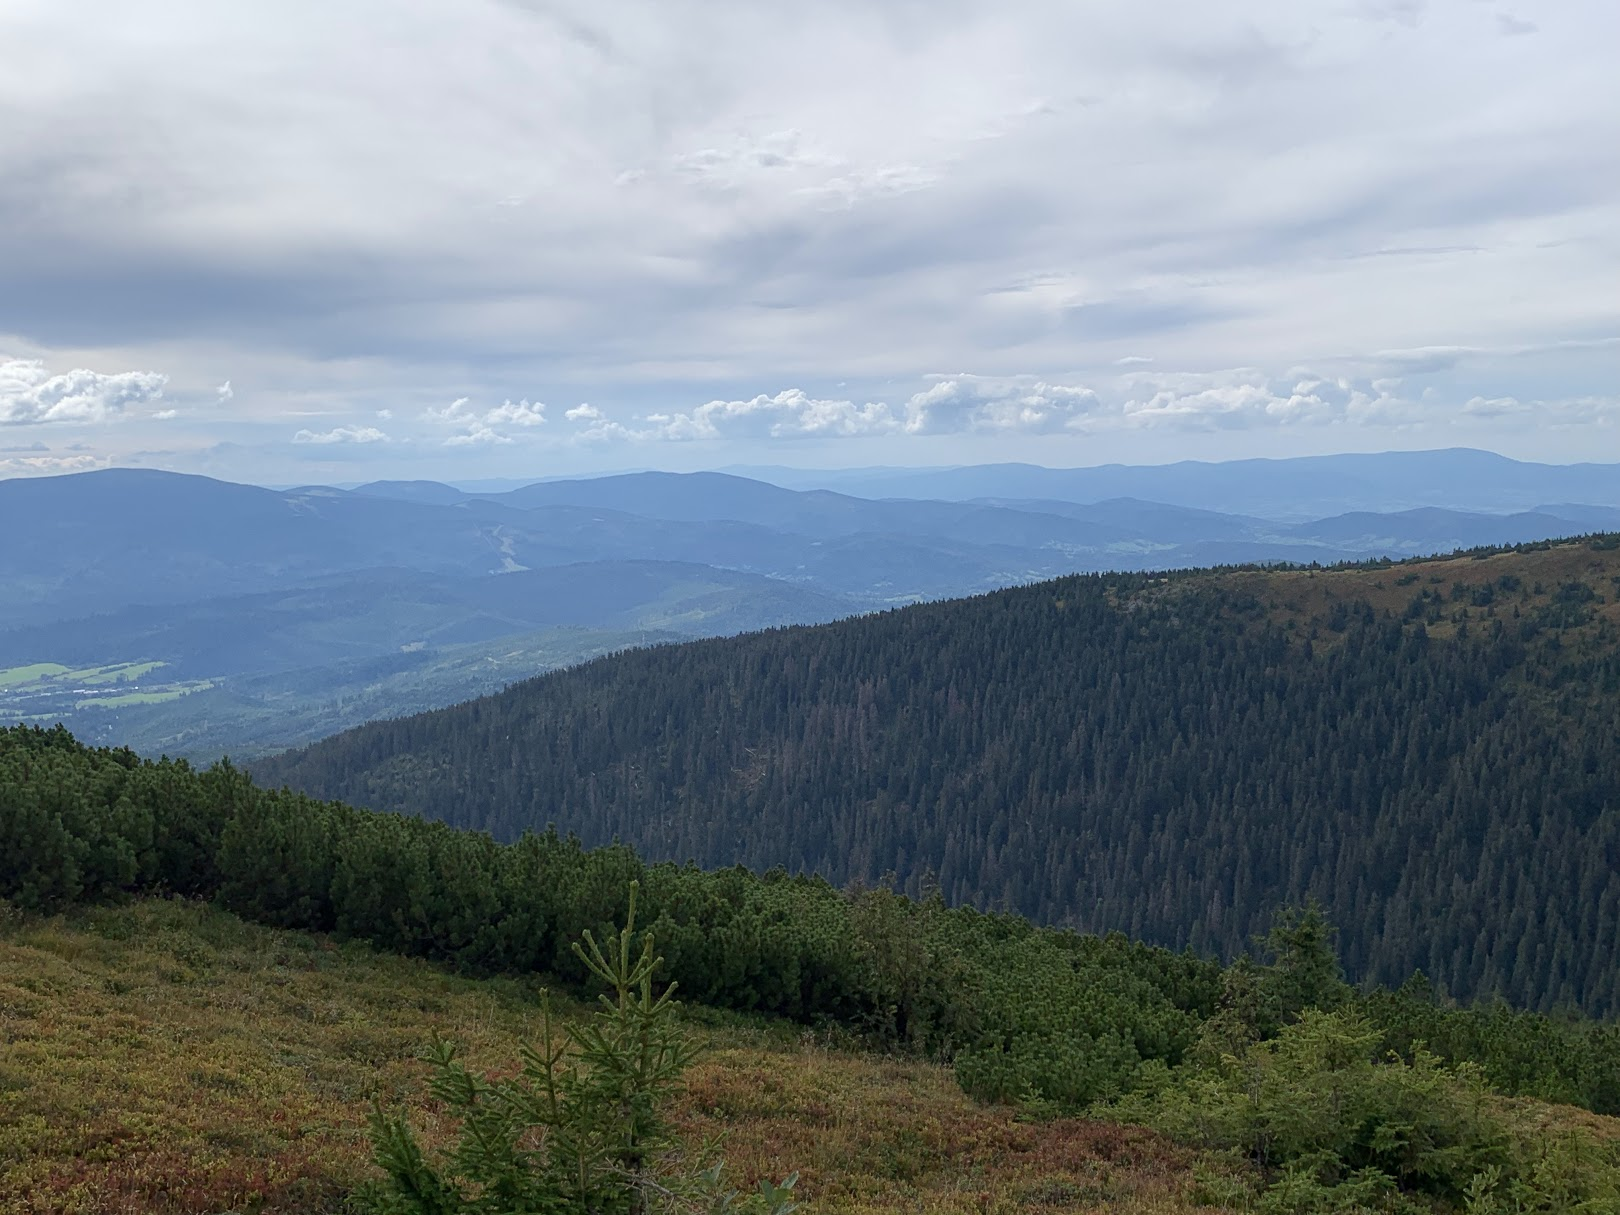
[0, 899, 1214, 1215]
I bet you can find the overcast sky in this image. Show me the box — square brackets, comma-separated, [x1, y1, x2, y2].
[1, 0, 1616, 484]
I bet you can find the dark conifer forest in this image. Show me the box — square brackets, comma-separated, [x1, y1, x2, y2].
[257, 538, 1620, 1016]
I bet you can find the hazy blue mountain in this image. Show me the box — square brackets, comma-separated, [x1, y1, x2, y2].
[5, 458, 1615, 761]
[350, 479, 470, 505]
[0, 469, 537, 624]
[480, 472, 1147, 547]
[733, 450, 1620, 520]
[0, 562, 856, 680]
[1289, 508, 1586, 552]
[1530, 503, 1620, 530]
[968, 497, 1277, 545]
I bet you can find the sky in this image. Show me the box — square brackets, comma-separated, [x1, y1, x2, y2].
[1, 0, 1616, 485]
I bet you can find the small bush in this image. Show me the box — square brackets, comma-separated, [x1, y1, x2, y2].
[1115, 1010, 1620, 1213]
[359, 883, 799, 1215]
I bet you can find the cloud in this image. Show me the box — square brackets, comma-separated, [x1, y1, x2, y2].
[0, 0, 1615, 472]
[672, 130, 839, 189]
[444, 425, 513, 446]
[640, 390, 901, 440]
[903, 378, 1104, 435]
[1352, 0, 1426, 26]
[565, 403, 602, 421]
[1115, 369, 1416, 430]
[423, 396, 543, 446]
[793, 164, 939, 211]
[0, 452, 108, 476]
[216, 380, 234, 402]
[482, 399, 547, 427]
[292, 424, 389, 444]
[0, 359, 166, 425]
[152, 409, 179, 420]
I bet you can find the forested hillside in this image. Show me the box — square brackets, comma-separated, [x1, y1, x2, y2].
[259, 537, 1620, 1016]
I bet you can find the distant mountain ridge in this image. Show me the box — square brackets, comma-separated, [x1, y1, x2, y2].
[727, 448, 1620, 519]
[6, 451, 1620, 759]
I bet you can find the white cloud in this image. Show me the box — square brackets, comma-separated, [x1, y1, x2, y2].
[903, 378, 1104, 435]
[0, 452, 108, 476]
[560, 368, 1620, 447]
[641, 390, 901, 441]
[483, 398, 547, 427]
[216, 380, 233, 402]
[565, 403, 602, 421]
[0, 359, 167, 425]
[423, 395, 543, 446]
[444, 424, 513, 446]
[1116, 369, 1413, 430]
[292, 424, 389, 444]
[152, 409, 179, 420]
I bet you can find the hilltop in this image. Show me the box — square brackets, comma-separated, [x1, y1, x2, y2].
[258, 537, 1620, 1015]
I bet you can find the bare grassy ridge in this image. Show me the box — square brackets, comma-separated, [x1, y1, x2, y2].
[1199, 539, 1620, 644]
[0, 900, 1214, 1215]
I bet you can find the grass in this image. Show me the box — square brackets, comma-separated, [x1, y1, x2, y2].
[72, 662, 167, 687]
[1142, 536, 1620, 652]
[0, 900, 1218, 1215]
[0, 662, 171, 691]
[0, 664, 70, 689]
[74, 682, 212, 709]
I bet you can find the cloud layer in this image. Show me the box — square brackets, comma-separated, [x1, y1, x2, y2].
[0, 1, 1614, 478]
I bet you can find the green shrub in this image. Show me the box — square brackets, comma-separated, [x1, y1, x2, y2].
[359, 883, 798, 1215]
[1117, 1010, 1620, 1213]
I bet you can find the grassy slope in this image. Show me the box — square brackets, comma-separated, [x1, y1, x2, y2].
[1202, 538, 1620, 642]
[0, 900, 1211, 1215]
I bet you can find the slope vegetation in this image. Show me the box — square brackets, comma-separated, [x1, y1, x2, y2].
[0, 900, 1204, 1215]
[7, 726, 1620, 1212]
[259, 538, 1620, 1015]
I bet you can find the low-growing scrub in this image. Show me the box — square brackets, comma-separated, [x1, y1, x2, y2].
[1115, 1010, 1620, 1213]
[0, 898, 1219, 1215]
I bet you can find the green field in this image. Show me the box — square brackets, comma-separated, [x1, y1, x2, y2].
[0, 660, 170, 690]
[0, 659, 215, 720]
[0, 663, 72, 688]
[75, 681, 213, 709]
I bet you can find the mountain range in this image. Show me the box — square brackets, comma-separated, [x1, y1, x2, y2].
[6, 449, 1620, 758]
